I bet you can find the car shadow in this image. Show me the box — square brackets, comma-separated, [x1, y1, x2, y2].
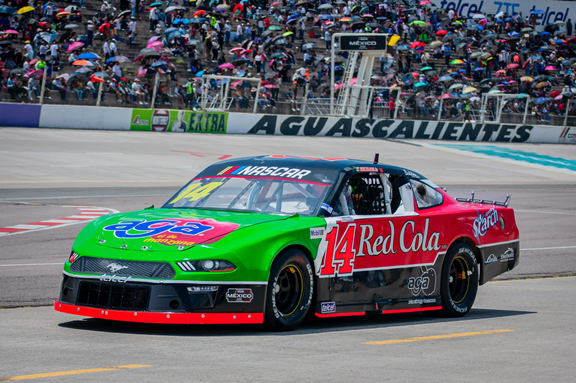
[57, 307, 535, 337]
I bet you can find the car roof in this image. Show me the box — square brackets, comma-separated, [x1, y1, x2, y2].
[212, 155, 410, 173]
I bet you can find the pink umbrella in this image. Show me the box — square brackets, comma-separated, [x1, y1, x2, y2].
[27, 70, 44, 77]
[148, 36, 160, 44]
[66, 41, 84, 53]
[2, 30, 19, 34]
[264, 84, 278, 88]
[554, 95, 563, 100]
[440, 94, 453, 99]
[478, 19, 487, 26]
[505, 63, 520, 69]
[545, 65, 557, 70]
[419, 0, 432, 4]
[147, 41, 164, 48]
[135, 68, 147, 77]
[230, 80, 241, 89]
[218, 63, 234, 69]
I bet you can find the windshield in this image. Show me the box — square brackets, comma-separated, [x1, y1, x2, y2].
[163, 176, 332, 216]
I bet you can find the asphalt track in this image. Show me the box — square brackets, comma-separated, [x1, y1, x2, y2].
[0, 128, 575, 381]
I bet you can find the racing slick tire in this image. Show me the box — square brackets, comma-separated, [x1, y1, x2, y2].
[439, 242, 479, 317]
[264, 248, 314, 331]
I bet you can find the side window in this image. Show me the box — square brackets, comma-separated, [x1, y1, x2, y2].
[332, 172, 406, 216]
[410, 179, 444, 209]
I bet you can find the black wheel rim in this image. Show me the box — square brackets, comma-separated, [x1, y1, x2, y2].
[274, 264, 303, 317]
[448, 256, 470, 304]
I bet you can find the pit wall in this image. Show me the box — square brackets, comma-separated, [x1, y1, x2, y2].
[1, 103, 574, 144]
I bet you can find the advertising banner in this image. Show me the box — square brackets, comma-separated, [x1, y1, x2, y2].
[340, 35, 388, 51]
[432, 1, 573, 29]
[38, 105, 131, 130]
[0, 103, 41, 127]
[226, 113, 568, 144]
[130, 109, 228, 133]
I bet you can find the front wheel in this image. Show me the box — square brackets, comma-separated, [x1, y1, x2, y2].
[439, 242, 479, 317]
[264, 249, 314, 331]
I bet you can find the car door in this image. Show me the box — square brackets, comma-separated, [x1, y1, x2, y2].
[314, 169, 441, 313]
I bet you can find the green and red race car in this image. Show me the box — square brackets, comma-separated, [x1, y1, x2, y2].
[55, 155, 520, 331]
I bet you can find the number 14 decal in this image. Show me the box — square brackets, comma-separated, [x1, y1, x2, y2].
[320, 224, 356, 277]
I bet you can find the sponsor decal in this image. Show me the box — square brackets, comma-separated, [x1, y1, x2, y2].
[102, 218, 239, 246]
[356, 167, 379, 172]
[500, 248, 515, 262]
[408, 298, 436, 305]
[320, 203, 334, 214]
[485, 254, 498, 265]
[246, 116, 535, 143]
[130, 109, 228, 133]
[317, 218, 444, 277]
[407, 267, 437, 296]
[217, 165, 312, 180]
[100, 274, 131, 283]
[310, 227, 325, 239]
[321, 301, 336, 314]
[107, 263, 128, 273]
[473, 208, 499, 239]
[226, 288, 253, 303]
[559, 127, 576, 143]
[340, 35, 387, 51]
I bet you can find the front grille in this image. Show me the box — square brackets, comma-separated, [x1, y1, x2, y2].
[77, 281, 150, 310]
[70, 256, 175, 279]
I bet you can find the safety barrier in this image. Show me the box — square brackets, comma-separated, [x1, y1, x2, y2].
[0, 103, 574, 144]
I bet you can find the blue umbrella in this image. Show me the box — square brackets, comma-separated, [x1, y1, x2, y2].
[554, 39, 566, 44]
[414, 82, 429, 88]
[476, 25, 484, 30]
[474, 67, 485, 71]
[318, 15, 333, 20]
[173, 18, 190, 25]
[508, 31, 519, 37]
[150, 60, 167, 68]
[189, 18, 204, 23]
[496, 20, 503, 25]
[164, 27, 178, 34]
[150, 2, 163, 7]
[535, 97, 549, 104]
[195, 70, 205, 77]
[168, 31, 182, 40]
[0, 5, 14, 14]
[505, 17, 514, 22]
[540, 31, 550, 36]
[77, 52, 100, 60]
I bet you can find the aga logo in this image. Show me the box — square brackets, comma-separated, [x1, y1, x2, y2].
[500, 248, 515, 262]
[407, 267, 436, 296]
[485, 254, 498, 265]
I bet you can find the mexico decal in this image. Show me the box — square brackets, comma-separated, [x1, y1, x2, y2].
[315, 217, 446, 277]
[103, 218, 240, 246]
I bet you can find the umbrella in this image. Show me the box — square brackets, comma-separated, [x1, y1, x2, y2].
[270, 53, 286, 59]
[93, 72, 111, 80]
[318, 4, 333, 9]
[2, 30, 19, 34]
[147, 41, 164, 48]
[535, 97, 549, 104]
[150, 2, 163, 7]
[17, 6, 35, 14]
[0, 5, 15, 14]
[302, 43, 317, 50]
[55, 73, 71, 82]
[283, 31, 294, 37]
[67, 42, 85, 53]
[414, 82, 429, 88]
[535, 82, 548, 89]
[505, 63, 520, 69]
[173, 19, 190, 25]
[219, 63, 234, 69]
[150, 61, 168, 68]
[520, 76, 533, 82]
[410, 20, 428, 27]
[233, 59, 248, 66]
[430, 41, 442, 48]
[64, 24, 79, 29]
[72, 60, 93, 66]
[545, 66, 557, 71]
[107, 56, 130, 63]
[472, 14, 486, 19]
[165, 5, 188, 12]
[56, 11, 72, 18]
[268, 25, 283, 31]
[420, 66, 433, 71]
[77, 52, 100, 60]
[462, 86, 477, 94]
[164, 28, 179, 34]
[451, 59, 465, 65]
[449, 84, 464, 90]
[439, 75, 453, 82]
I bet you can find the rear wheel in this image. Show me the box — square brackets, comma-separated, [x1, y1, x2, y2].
[264, 249, 314, 331]
[439, 242, 479, 317]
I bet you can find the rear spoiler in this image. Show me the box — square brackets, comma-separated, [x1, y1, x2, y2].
[455, 191, 511, 207]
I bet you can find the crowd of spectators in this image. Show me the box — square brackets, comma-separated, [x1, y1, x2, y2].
[2, 0, 576, 122]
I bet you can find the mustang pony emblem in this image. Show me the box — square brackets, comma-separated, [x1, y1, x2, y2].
[107, 263, 128, 273]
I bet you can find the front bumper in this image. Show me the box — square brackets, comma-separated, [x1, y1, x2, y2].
[55, 273, 266, 324]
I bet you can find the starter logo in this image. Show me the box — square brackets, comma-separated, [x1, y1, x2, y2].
[473, 208, 499, 238]
[407, 267, 436, 296]
[226, 288, 253, 303]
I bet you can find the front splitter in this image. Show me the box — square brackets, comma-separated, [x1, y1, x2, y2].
[54, 300, 264, 324]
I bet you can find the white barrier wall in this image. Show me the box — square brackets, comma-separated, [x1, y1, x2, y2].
[39, 105, 132, 130]
[225, 113, 572, 144]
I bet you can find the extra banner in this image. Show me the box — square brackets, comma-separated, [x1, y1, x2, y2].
[226, 114, 569, 144]
[130, 109, 228, 133]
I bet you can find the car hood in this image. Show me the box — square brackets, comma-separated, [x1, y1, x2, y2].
[87, 208, 291, 252]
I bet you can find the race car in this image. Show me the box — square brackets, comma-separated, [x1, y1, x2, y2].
[55, 155, 520, 331]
